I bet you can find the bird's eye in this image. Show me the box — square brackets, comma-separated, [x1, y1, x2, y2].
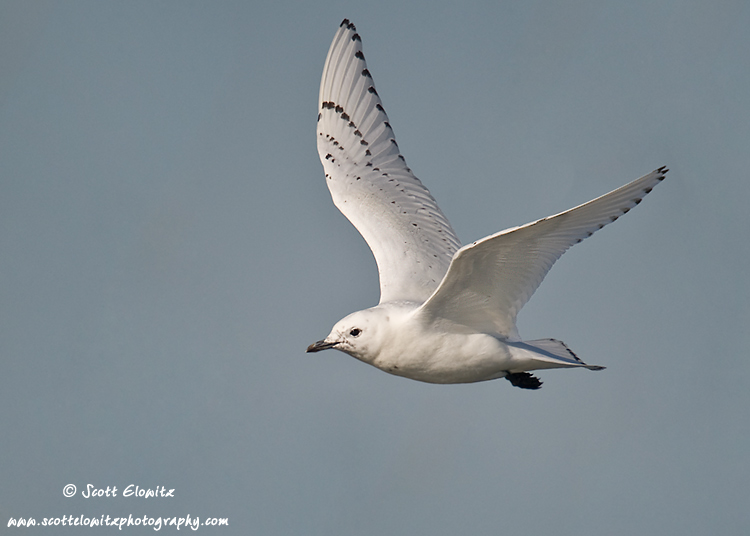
[349, 328, 362, 337]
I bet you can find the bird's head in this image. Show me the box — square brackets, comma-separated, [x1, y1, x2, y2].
[306, 307, 388, 364]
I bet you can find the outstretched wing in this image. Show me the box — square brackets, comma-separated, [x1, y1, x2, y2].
[416, 167, 668, 339]
[317, 19, 461, 304]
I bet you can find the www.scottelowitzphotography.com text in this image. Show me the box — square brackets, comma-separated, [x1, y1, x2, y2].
[8, 514, 228, 530]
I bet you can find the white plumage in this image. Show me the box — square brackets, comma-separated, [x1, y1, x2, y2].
[309, 19, 667, 389]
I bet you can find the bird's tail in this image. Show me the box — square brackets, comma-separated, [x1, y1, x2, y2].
[507, 338, 605, 372]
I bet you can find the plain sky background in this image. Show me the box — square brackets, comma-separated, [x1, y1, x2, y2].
[2, 1, 749, 534]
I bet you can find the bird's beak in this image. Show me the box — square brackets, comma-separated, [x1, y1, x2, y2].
[306, 339, 339, 353]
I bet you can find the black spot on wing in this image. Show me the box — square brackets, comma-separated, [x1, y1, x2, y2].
[355, 50, 365, 60]
[362, 69, 372, 78]
[368, 87, 378, 96]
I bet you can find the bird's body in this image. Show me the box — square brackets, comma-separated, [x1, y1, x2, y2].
[312, 302, 602, 385]
[318, 302, 515, 385]
[307, 19, 667, 389]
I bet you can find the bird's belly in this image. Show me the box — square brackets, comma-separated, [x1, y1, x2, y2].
[372, 332, 515, 384]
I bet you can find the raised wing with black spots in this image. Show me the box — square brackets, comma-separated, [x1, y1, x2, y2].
[317, 19, 461, 304]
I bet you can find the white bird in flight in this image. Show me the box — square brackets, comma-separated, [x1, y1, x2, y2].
[307, 19, 667, 389]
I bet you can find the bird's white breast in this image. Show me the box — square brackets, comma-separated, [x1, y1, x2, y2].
[370, 312, 515, 384]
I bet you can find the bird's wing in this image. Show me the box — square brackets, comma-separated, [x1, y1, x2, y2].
[415, 167, 668, 339]
[317, 19, 461, 304]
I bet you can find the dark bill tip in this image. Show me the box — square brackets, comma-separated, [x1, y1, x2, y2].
[306, 340, 338, 353]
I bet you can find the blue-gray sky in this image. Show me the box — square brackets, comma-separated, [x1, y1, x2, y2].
[2, 1, 748, 534]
